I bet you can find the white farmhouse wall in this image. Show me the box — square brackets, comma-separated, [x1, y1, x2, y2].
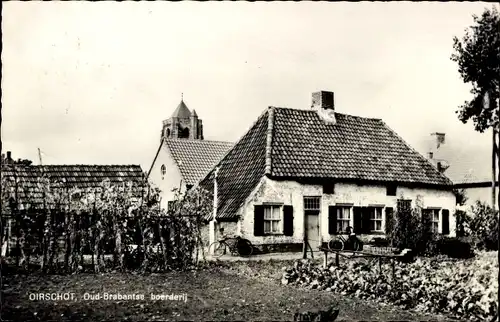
[238, 177, 456, 247]
[148, 147, 186, 210]
[462, 186, 499, 211]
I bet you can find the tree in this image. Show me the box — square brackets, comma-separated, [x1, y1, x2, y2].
[451, 7, 500, 212]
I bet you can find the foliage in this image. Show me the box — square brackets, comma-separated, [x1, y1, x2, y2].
[1, 172, 212, 274]
[282, 253, 498, 321]
[451, 7, 500, 133]
[465, 201, 499, 251]
[436, 237, 474, 259]
[455, 209, 469, 237]
[386, 205, 438, 256]
[453, 188, 468, 206]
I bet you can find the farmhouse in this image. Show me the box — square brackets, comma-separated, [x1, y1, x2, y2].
[148, 97, 233, 210]
[199, 91, 456, 253]
[425, 133, 499, 210]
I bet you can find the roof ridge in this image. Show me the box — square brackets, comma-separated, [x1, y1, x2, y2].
[272, 106, 383, 121]
[7, 164, 142, 168]
[164, 138, 233, 144]
[265, 107, 275, 176]
[380, 120, 453, 185]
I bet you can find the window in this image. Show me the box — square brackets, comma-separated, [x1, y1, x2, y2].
[397, 199, 412, 211]
[386, 184, 397, 196]
[179, 127, 190, 139]
[304, 197, 321, 211]
[336, 207, 351, 233]
[264, 205, 282, 234]
[430, 209, 440, 233]
[323, 183, 335, 194]
[369, 207, 383, 232]
[160, 164, 166, 179]
[423, 208, 440, 233]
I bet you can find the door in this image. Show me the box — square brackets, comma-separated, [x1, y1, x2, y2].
[305, 211, 320, 250]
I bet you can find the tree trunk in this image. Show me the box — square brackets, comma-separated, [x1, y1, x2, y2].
[493, 129, 497, 212]
[497, 129, 500, 217]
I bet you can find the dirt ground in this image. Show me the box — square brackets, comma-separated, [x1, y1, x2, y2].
[1, 261, 459, 321]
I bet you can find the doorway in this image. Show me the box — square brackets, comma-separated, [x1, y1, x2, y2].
[304, 197, 321, 250]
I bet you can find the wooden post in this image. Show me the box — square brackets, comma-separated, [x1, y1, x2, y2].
[335, 252, 339, 266]
[302, 217, 308, 259]
[379, 257, 382, 275]
[323, 251, 328, 269]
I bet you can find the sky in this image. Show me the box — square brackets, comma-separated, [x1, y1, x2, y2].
[2, 2, 497, 172]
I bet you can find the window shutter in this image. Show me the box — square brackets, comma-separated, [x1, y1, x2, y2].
[353, 207, 362, 234]
[254, 205, 264, 236]
[362, 207, 371, 234]
[328, 206, 338, 234]
[283, 205, 294, 236]
[385, 207, 394, 234]
[442, 209, 450, 235]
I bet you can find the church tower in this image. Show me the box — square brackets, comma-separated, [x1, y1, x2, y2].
[161, 95, 204, 141]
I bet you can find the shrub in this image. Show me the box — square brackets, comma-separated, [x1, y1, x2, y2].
[436, 237, 474, 259]
[466, 201, 499, 251]
[387, 202, 438, 256]
[455, 209, 468, 237]
[1, 174, 212, 274]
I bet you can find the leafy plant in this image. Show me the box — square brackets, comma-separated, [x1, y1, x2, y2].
[466, 201, 499, 251]
[386, 204, 438, 256]
[282, 252, 498, 321]
[1, 169, 212, 274]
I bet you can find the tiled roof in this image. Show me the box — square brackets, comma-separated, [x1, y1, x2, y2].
[1, 164, 145, 210]
[164, 139, 234, 186]
[270, 108, 452, 185]
[199, 111, 269, 221]
[200, 107, 453, 220]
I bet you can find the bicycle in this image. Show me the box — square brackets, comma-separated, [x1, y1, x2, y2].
[208, 235, 254, 258]
[328, 227, 361, 252]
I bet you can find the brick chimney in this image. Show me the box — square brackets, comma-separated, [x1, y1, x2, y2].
[311, 91, 334, 110]
[2, 151, 14, 165]
[312, 91, 336, 125]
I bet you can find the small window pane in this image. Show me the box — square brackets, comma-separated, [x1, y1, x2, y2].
[264, 221, 271, 233]
[264, 207, 272, 220]
[272, 206, 281, 219]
